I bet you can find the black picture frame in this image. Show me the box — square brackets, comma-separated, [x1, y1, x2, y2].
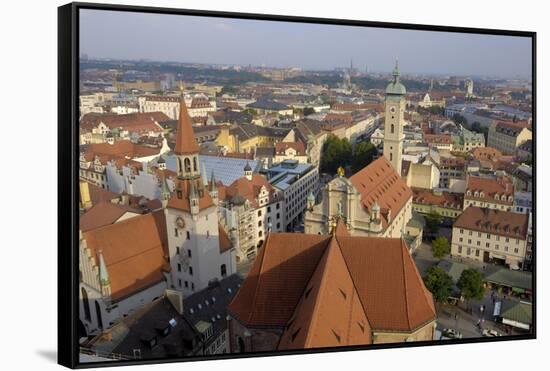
[58, 2, 536, 368]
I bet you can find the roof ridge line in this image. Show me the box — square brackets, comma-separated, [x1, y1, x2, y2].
[400, 239, 411, 330]
[302, 237, 336, 348]
[336, 234, 374, 332]
[249, 231, 270, 324]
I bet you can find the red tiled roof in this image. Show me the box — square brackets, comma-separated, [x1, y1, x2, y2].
[465, 176, 514, 205]
[454, 206, 528, 239]
[275, 141, 306, 155]
[84, 140, 160, 160]
[167, 178, 214, 212]
[80, 201, 142, 232]
[229, 230, 435, 339]
[349, 157, 412, 229]
[412, 189, 463, 210]
[82, 210, 170, 301]
[222, 174, 277, 206]
[424, 134, 452, 145]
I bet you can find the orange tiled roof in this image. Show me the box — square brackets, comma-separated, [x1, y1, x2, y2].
[412, 188, 463, 210]
[228, 229, 436, 342]
[167, 178, 214, 212]
[465, 176, 514, 205]
[80, 201, 142, 232]
[275, 141, 306, 155]
[424, 134, 452, 145]
[222, 174, 276, 207]
[454, 206, 528, 239]
[84, 140, 160, 160]
[349, 157, 412, 229]
[82, 210, 170, 301]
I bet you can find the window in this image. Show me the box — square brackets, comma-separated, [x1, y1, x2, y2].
[189, 267, 193, 276]
[467, 248, 471, 255]
[468, 239, 472, 244]
[221, 264, 227, 277]
[459, 237, 463, 242]
[476, 249, 480, 257]
[506, 238, 510, 243]
[258, 220, 262, 227]
[486, 242, 490, 248]
[207, 230, 210, 238]
[191, 282, 195, 291]
[469, 231, 473, 236]
[267, 206, 271, 213]
[186, 231, 190, 240]
[258, 210, 262, 217]
[185, 281, 188, 288]
[460, 229, 464, 234]
[391, 124, 395, 134]
[514, 248, 519, 253]
[259, 230, 263, 237]
[276, 203, 280, 210]
[458, 246, 462, 254]
[188, 250, 192, 258]
[495, 244, 499, 250]
[178, 279, 182, 287]
[177, 263, 182, 272]
[477, 241, 480, 246]
[478, 232, 481, 237]
[176, 247, 180, 255]
[174, 229, 178, 237]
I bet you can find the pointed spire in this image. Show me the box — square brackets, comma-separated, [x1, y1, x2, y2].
[201, 163, 208, 187]
[98, 250, 110, 287]
[392, 58, 400, 81]
[210, 170, 217, 192]
[174, 85, 200, 155]
[160, 174, 170, 201]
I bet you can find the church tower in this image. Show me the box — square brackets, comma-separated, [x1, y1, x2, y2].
[383, 60, 406, 176]
[164, 87, 235, 296]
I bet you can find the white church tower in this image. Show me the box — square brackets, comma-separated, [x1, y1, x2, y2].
[383, 60, 406, 176]
[164, 89, 235, 296]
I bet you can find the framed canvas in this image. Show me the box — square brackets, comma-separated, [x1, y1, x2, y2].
[58, 2, 536, 368]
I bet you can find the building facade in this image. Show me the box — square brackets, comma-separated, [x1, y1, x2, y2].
[451, 206, 529, 270]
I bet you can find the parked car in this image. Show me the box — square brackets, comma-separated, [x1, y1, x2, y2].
[442, 328, 463, 339]
[482, 329, 502, 337]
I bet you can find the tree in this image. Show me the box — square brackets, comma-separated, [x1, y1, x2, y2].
[424, 210, 442, 236]
[431, 236, 450, 259]
[423, 266, 454, 303]
[351, 141, 377, 173]
[320, 135, 352, 175]
[303, 106, 315, 116]
[457, 268, 485, 302]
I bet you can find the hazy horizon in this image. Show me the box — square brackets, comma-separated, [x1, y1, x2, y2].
[80, 9, 532, 79]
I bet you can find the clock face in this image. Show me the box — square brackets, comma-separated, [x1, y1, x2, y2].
[390, 106, 397, 114]
[175, 216, 185, 229]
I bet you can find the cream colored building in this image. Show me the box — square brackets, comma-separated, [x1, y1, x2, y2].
[452, 206, 529, 269]
[487, 122, 532, 154]
[463, 175, 514, 211]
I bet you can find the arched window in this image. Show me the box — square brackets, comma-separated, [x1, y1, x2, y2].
[391, 124, 395, 134]
[81, 287, 91, 321]
[184, 158, 191, 173]
[390, 153, 393, 161]
[95, 300, 103, 330]
[220, 264, 227, 277]
[193, 157, 198, 172]
[237, 336, 245, 353]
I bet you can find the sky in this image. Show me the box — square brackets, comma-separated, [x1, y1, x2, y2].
[80, 9, 532, 78]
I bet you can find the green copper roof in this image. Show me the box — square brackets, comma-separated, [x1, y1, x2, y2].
[386, 60, 407, 96]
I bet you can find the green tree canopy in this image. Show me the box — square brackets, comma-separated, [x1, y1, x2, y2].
[457, 268, 485, 301]
[303, 106, 315, 116]
[431, 236, 450, 259]
[453, 113, 468, 126]
[351, 141, 377, 173]
[423, 266, 454, 303]
[320, 135, 352, 175]
[424, 210, 442, 236]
